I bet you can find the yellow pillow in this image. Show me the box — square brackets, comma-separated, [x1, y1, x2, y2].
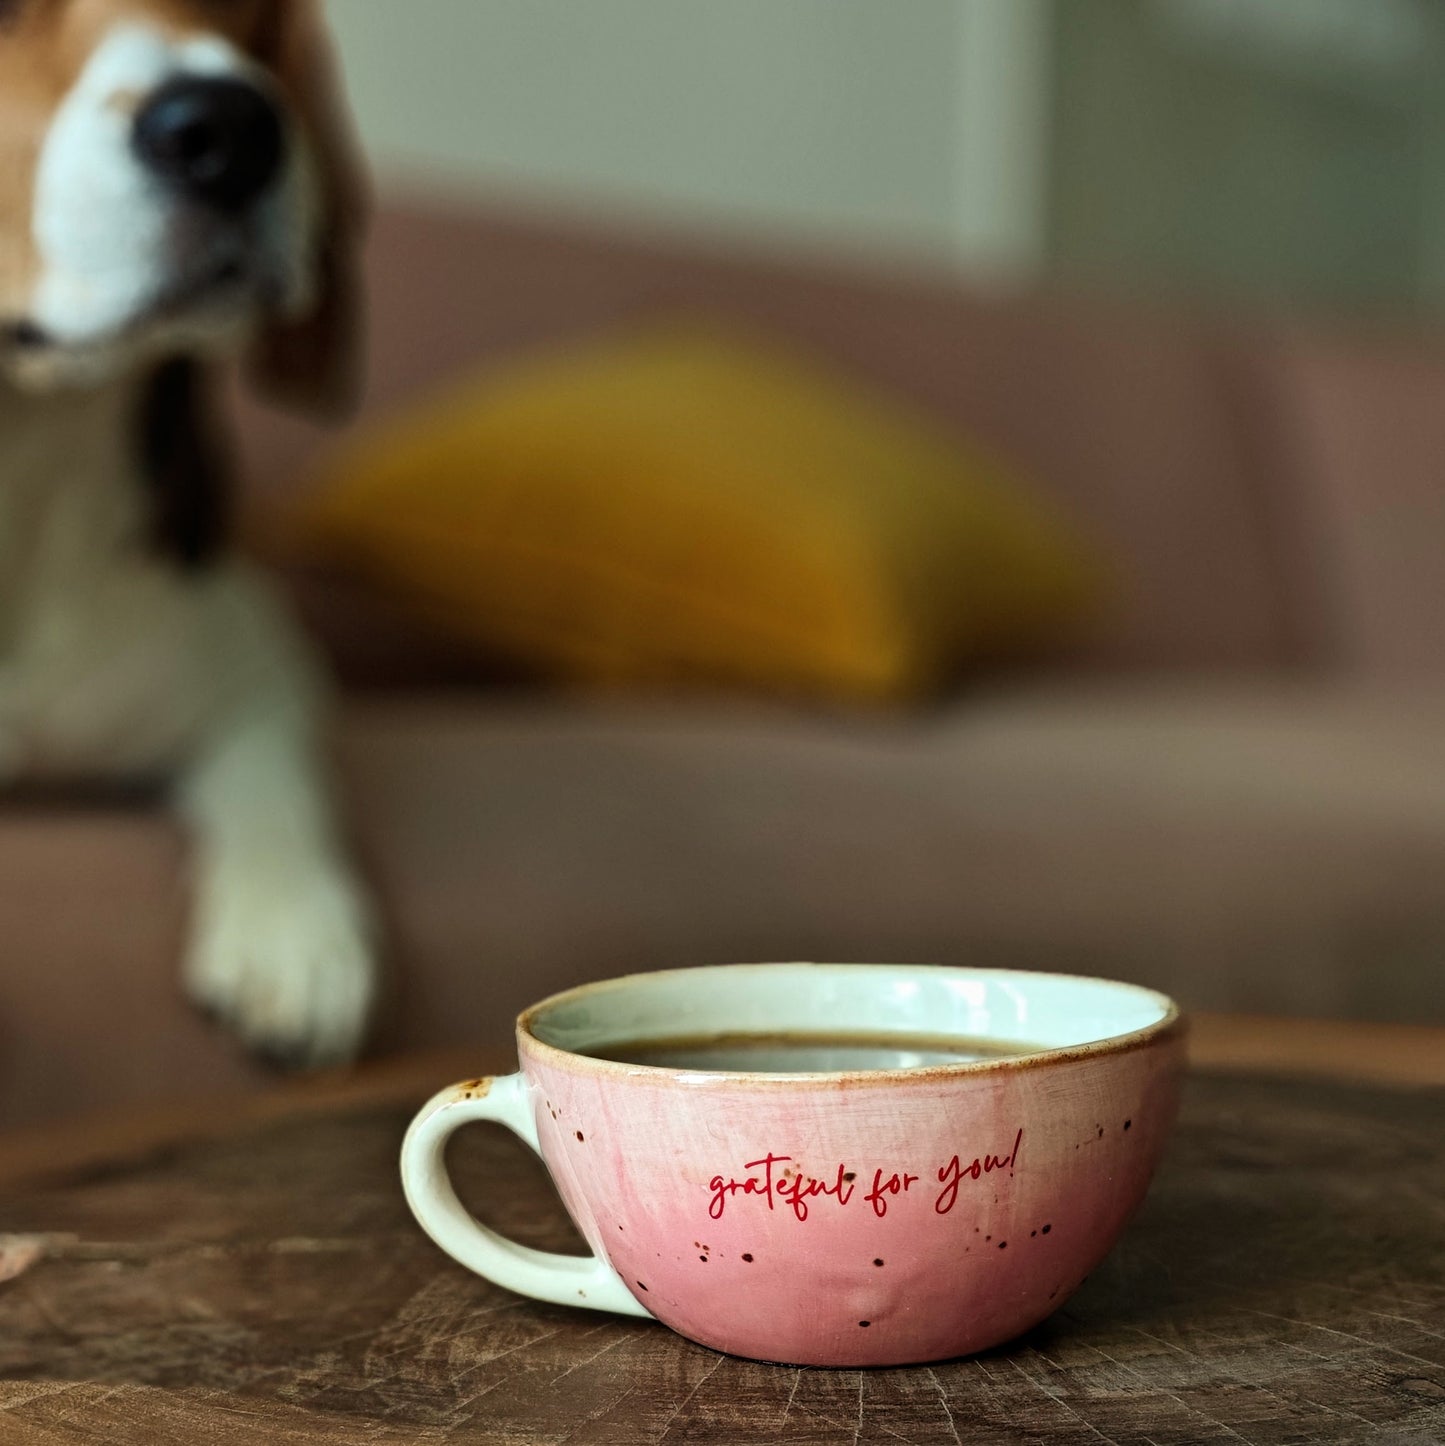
[295, 325, 1101, 703]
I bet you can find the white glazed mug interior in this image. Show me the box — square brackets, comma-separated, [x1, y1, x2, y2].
[521, 963, 1179, 1074]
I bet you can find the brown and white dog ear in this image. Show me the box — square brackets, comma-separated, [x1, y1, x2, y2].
[247, 0, 369, 421]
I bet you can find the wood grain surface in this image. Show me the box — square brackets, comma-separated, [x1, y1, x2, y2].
[0, 1069, 1441, 1445]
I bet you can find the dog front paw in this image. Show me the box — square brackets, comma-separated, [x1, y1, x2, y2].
[185, 854, 379, 1068]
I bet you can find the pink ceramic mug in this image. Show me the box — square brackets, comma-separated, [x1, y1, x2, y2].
[400, 963, 1184, 1367]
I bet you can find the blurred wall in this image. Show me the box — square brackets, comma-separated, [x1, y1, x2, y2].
[326, 0, 1051, 279]
[327, 0, 1445, 317]
[1052, 0, 1444, 316]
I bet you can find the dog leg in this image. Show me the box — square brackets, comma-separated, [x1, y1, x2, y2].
[177, 695, 377, 1068]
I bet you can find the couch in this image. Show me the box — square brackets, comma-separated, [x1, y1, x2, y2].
[5, 198, 1445, 1133]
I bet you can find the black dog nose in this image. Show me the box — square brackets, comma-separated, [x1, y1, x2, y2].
[132, 76, 286, 212]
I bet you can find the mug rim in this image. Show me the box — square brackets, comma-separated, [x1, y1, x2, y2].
[516, 963, 1186, 1086]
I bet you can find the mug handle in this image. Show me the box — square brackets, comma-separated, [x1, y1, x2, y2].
[401, 1075, 653, 1318]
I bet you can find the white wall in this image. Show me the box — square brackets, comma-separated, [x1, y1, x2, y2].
[1052, 0, 1443, 315]
[327, 0, 1050, 277]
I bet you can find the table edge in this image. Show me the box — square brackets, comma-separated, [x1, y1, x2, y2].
[0, 1012, 1440, 1192]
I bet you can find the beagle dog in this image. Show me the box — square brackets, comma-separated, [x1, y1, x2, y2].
[0, 0, 375, 1064]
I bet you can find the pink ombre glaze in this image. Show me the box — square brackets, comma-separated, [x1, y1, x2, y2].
[518, 984, 1184, 1368]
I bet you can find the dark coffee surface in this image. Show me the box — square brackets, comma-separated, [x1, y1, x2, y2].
[585, 1029, 1048, 1072]
[0, 1071, 1440, 1444]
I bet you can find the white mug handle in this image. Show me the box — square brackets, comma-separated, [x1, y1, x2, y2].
[400, 1075, 653, 1318]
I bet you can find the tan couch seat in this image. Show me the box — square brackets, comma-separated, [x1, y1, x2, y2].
[5, 683, 1444, 1132]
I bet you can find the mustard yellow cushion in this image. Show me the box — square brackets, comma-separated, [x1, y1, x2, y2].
[296, 325, 1101, 703]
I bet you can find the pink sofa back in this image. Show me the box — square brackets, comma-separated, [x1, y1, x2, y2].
[235, 200, 1445, 682]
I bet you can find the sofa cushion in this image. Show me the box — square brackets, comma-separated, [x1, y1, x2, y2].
[294, 323, 1102, 702]
[6, 684, 1445, 1132]
[343, 685, 1445, 1047]
[1254, 331, 1445, 677]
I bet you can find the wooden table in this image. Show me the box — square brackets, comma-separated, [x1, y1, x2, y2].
[0, 1015, 1441, 1445]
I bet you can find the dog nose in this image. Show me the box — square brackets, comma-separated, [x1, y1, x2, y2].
[132, 76, 286, 211]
